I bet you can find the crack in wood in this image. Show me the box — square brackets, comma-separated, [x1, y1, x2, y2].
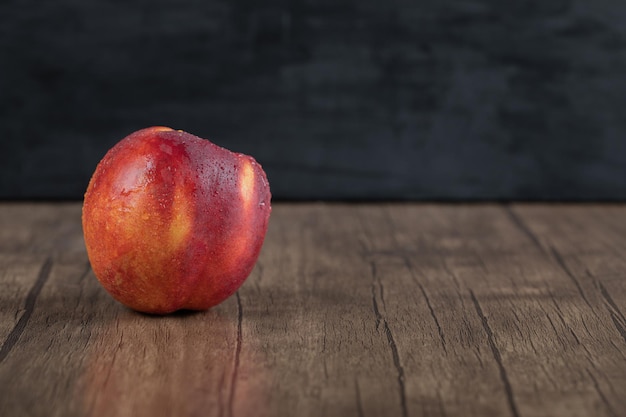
[607, 315, 626, 344]
[354, 378, 365, 417]
[370, 261, 408, 417]
[596, 281, 626, 344]
[217, 368, 227, 417]
[103, 330, 123, 389]
[322, 320, 327, 354]
[404, 257, 448, 354]
[544, 313, 568, 348]
[586, 369, 618, 417]
[544, 288, 582, 346]
[419, 281, 448, 354]
[550, 247, 595, 312]
[73, 262, 92, 313]
[609, 340, 626, 361]
[0, 257, 53, 363]
[504, 205, 543, 250]
[370, 262, 382, 332]
[504, 207, 607, 329]
[228, 292, 243, 417]
[470, 290, 520, 417]
[382, 320, 408, 417]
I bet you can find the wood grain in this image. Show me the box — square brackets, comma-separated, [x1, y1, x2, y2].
[0, 203, 625, 417]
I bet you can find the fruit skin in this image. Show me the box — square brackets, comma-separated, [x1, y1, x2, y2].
[82, 127, 271, 314]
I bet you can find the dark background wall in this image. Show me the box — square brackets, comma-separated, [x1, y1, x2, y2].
[1, 0, 626, 200]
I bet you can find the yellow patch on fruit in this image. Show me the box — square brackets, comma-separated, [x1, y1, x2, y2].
[239, 160, 255, 213]
[169, 187, 193, 249]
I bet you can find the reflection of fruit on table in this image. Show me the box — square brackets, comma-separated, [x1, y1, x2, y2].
[0, 203, 625, 417]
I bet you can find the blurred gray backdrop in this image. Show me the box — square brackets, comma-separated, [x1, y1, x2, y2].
[1, 0, 625, 200]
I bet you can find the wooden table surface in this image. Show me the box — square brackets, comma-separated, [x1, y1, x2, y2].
[1, 203, 625, 417]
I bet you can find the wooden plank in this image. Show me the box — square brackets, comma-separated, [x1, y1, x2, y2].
[0, 255, 243, 417]
[510, 204, 626, 415]
[0, 255, 50, 354]
[357, 204, 626, 417]
[356, 204, 517, 417]
[0, 203, 625, 417]
[238, 204, 404, 417]
[356, 205, 530, 416]
[0, 203, 85, 256]
[0, 202, 86, 361]
[0, 259, 92, 417]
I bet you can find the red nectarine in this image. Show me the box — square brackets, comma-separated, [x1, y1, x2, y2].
[82, 127, 271, 314]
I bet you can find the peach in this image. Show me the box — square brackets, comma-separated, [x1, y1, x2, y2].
[82, 127, 271, 314]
